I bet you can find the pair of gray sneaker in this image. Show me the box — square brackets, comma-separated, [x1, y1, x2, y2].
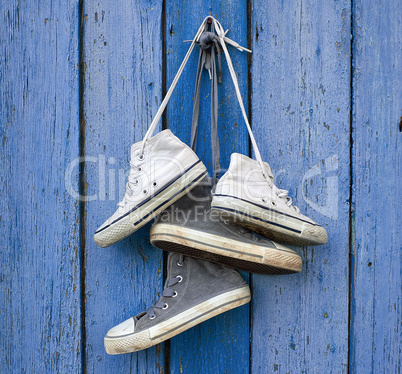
[105, 178, 303, 355]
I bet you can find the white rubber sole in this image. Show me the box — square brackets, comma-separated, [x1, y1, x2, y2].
[94, 161, 207, 248]
[104, 286, 251, 355]
[211, 196, 327, 246]
[150, 224, 302, 274]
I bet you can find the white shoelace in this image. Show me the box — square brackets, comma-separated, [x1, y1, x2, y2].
[124, 16, 299, 213]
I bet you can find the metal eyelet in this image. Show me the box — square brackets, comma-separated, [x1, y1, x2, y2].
[176, 275, 183, 283]
[176, 261, 183, 267]
[149, 315, 156, 320]
[172, 291, 178, 297]
[272, 201, 277, 206]
[133, 179, 139, 185]
[262, 198, 267, 203]
[142, 189, 148, 195]
[137, 166, 143, 172]
[137, 154, 145, 161]
[152, 181, 158, 187]
[162, 303, 169, 310]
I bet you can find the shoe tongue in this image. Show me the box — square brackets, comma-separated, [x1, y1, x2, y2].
[134, 311, 147, 325]
[262, 161, 274, 179]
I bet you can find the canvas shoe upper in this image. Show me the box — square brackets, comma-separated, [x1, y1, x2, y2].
[93, 16, 220, 248]
[104, 252, 250, 354]
[206, 20, 327, 246]
[94, 129, 207, 247]
[211, 153, 327, 246]
[150, 178, 302, 274]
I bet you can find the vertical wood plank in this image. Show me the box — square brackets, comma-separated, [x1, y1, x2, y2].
[82, 0, 164, 372]
[165, 2, 250, 373]
[350, 0, 401, 372]
[251, 1, 351, 372]
[0, 1, 82, 372]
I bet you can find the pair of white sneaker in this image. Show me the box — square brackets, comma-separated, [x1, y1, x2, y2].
[94, 128, 326, 249]
[94, 16, 327, 250]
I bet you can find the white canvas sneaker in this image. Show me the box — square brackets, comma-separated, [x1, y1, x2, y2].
[94, 17, 215, 247]
[207, 19, 327, 246]
[211, 153, 327, 246]
[94, 130, 207, 247]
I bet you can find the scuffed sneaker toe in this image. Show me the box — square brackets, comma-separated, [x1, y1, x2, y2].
[94, 216, 135, 248]
[104, 317, 152, 355]
[301, 223, 328, 245]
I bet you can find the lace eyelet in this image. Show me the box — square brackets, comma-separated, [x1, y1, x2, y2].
[272, 201, 277, 206]
[137, 166, 143, 172]
[172, 291, 178, 297]
[176, 275, 183, 283]
[133, 179, 139, 185]
[149, 315, 156, 320]
[142, 189, 148, 195]
[176, 261, 183, 267]
[137, 154, 145, 161]
[262, 198, 267, 203]
[162, 303, 169, 310]
[152, 181, 158, 187]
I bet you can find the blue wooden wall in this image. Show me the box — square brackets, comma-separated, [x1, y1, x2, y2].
[1, 0, 400, 373]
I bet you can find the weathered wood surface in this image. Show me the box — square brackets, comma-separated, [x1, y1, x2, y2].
[0, 0, 82, 372]
[1, 0, 400, 373]
[350, 0, 401, 372]
[82, 0, 165, 372]
[165, 2, 251, 372]
[251, 1, 352, 372]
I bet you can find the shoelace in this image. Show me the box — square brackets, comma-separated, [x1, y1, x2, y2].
[191, 30, 222, 183]
[275, 188, 300, 213]
[139, 16, 250, 157]
[146, 254, 184, 320]
[117, 160, 142, 208]
[211, 18, 300, 213]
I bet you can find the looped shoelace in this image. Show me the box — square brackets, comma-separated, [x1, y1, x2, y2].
[275, 188, 300, 213]
[191, 29, 223, 183]
[117, 160, 143, 208]
[146, 255, 184, 320]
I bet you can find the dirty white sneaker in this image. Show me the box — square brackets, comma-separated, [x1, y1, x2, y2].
[94, 17, 215, 247]
[104, 253, 250, 354]
[94, 130, 207, 247]
[208, 19, 327, 246]
[211, 153, 327, 246]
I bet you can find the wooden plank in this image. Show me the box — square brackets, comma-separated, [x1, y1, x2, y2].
[350, 0, 401, 372]
[250, 1, 351, 372]
[0, 1, 82, 372]
[82, 1, 164, 372]
[165, 3, 251, 373]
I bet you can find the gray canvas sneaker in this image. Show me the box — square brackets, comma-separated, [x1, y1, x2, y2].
[104, 252, 250, 354]
[150, 179, 302, 274]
